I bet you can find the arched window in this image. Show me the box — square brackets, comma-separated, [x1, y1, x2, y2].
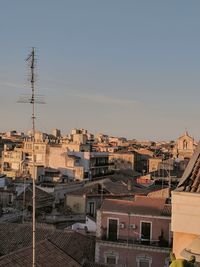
[136, 254, 152, 267]
[183, 139, 188, 150]
[104, 251, 119, 265]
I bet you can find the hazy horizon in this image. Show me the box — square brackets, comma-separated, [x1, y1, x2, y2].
[1, 1, 200, 140]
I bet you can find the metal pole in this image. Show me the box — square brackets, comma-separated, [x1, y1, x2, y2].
[127, 212, 130, 245]
[22, 176, 26, 223]
[20, 48, 43, 267]
[29, 47, 36, 267]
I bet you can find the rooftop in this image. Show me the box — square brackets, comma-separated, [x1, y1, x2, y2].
[177, 142, 200, 193]
[101, 196, 170, 217]
[0, 239, 81, 267]
[0, 223, 95, 263]
[67, 178, 147, 197]
[17, 185, 54, 208]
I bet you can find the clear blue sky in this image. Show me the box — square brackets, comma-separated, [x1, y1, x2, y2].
[0, 0, 200, 140]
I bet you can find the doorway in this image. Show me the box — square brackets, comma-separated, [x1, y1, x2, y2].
[108, 219, 118, 241]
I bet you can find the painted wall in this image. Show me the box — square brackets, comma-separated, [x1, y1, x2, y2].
[172, 192, 200, 235]
[173, 232, 197, 259]
[66, 195, 86, 214]
[100, 211, 171, 245]
[172, 191, 200, 259]
[71, 216, 96, 232]
[95, 241, 170, 267]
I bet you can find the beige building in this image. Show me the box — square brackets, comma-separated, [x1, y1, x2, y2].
[1, 129, 106, 181]
[23, 141, 48, 166]
[64, 142, 90, 152]
[172, 142, 200, 263]
[48, 146, 110, 180]
[47, 145, 85, 180]
[68, 128, 93, 147]
[173, 131, 197, 159]
[148, 157, 162, 173]
[109, 152, 135, 171]
[2, 147, 24, 178]
[2, 131, 49, 178]
[52, 128, 61, 138]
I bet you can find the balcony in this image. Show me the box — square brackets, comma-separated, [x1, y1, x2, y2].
[100, 235, 171, 249]
[91, 162, 111, 167]
[3, 167, 12, 171]
[98, 237, 171, 253]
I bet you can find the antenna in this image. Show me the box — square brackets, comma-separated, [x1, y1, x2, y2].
[28, 47, 36, 267]
[18, 47, 45, 267]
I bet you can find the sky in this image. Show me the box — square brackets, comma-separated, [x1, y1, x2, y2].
[0, 1, 200, 141]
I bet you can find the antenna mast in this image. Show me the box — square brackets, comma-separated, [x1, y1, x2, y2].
[26, 47, 36, 267]
[18, 48, 44, 266]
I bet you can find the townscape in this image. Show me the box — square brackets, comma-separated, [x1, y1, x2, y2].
[0, 128, 199, 266]
[1, 1, 200, 266]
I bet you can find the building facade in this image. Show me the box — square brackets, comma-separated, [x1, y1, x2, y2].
[172, 142, 200, 264]
[95, 197, 171, 267]
[173, 131, 197, 160]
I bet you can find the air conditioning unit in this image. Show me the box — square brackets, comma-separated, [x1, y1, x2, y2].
[119, 223, 125, 229]
[130, 224, 137, 230]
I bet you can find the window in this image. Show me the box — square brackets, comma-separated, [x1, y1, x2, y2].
[104, 251, 119, 265]
[8, 194, 13, 204]
[139, 259, 150, 267]
[183, 139, 188, 150]
[108, 218, 118, 241]
[106, 256, 116, 265]
[88, 201, 95, 217]
[136, 255, 152, 267]
[140, 221, 151, 244]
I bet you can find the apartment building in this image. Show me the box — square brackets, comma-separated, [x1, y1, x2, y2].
[2, 147, 25, 178]
[95, 196, 171, 267]
[109, 152, 135, 172]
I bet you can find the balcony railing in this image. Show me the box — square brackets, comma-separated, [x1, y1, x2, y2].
[101, 236, 171, 249]
[3, 168, 13, 171]
[91, 162, 113, 167]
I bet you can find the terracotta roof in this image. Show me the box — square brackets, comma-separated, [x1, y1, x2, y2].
[50, 230, 95, 263]
[67, 183, 107, 196]
[177, 142, 200, 193]
[0, 239, 81, 267]
[151, 168, 184, 178]
[68, 179, 147, 196]
[17, 185, 54, 208]
[101, 196, 169, 217]
[0, 223, 95, 263]
[102, 180, 145, 195]
[0, 223, 52, 256]
[161, 204, 171, 216]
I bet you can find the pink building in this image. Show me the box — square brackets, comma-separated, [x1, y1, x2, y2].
[95, 196, 171, 267]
